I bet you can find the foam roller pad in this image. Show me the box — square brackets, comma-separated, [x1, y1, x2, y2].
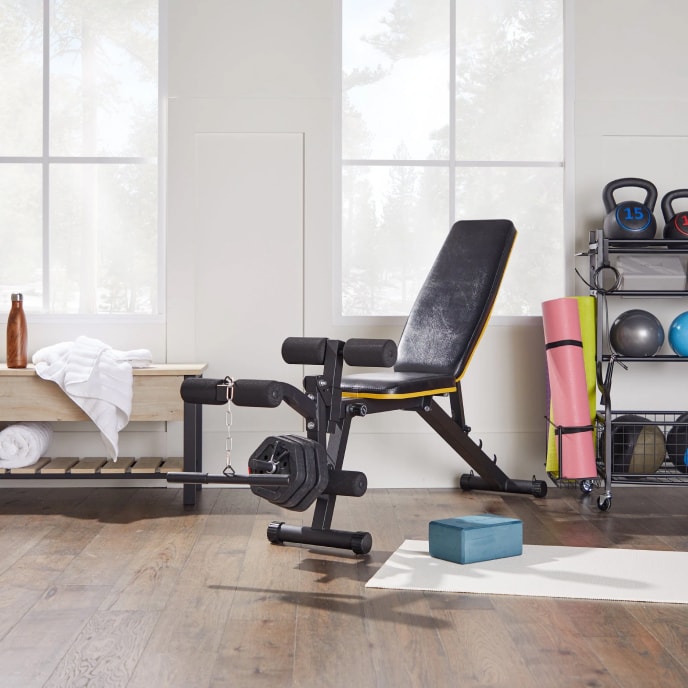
[343, 338, 397, 368]
[232, 379, 284, 407]
[429, 514, 523, 564]
[180, 378, 230, 405]
[281, 337, 328, 365]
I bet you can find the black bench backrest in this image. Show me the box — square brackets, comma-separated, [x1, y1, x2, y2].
[394, 219, 517, 379]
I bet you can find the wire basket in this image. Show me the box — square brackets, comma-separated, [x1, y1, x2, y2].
[596, 410, 688, 484]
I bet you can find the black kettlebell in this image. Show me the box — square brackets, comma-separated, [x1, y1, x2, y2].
[661, 189, 688, 246]
[602, 177, 657, 241]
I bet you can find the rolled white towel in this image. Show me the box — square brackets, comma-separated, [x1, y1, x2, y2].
[0, 422, 53, 469]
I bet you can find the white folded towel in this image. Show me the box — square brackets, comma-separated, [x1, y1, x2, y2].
[0, 422, 53, 469]
[32, 336, 153, 459]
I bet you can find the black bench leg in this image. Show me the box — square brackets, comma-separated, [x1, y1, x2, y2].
[182, 395, 203, 506]
[419, 400, 547, 498]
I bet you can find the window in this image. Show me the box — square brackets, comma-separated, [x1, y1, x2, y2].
[0, 0, 161, 315]
[341, 0, 564, 317]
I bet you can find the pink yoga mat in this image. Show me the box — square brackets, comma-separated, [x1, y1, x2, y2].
[542, 297, 597, 479]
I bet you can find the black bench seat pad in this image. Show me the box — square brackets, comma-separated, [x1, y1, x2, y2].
[341, 371, 457, 399]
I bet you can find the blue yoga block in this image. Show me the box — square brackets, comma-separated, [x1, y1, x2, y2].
[429, 514, 523, 564]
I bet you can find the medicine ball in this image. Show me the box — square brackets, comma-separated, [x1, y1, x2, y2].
[668, 311, 688, 357]
[666, 413, 688, 474]
[609, 309, 664, 357]
[600, 414, 666, 474]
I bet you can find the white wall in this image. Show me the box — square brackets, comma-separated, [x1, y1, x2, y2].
[573, 0, 688, 246]
[164, 0, 547, 486]
[10, 0, 687, 488]
[573, 0, 688, 412]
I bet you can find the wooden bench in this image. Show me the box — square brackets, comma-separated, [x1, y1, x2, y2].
[0, 363, 207, 505]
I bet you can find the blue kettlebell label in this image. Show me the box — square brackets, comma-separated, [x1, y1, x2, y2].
[617, 203, 651, 231]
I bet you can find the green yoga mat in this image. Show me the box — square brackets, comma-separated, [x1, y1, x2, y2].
[545, 296, 597, 477]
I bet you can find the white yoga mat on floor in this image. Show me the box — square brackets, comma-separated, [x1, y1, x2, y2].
[366, 540, 688, 604]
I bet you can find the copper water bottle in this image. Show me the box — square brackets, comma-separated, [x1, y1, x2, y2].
[6, 293, 28, 368]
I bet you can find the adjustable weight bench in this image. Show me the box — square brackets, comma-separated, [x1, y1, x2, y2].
[168, 219, 547, 554]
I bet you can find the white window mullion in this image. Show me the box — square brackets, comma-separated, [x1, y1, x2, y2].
[42, 0, 50, 312]
[449, 0, 456, 228]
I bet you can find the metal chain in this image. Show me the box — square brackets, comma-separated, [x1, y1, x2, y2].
[223, 377, 235, 476]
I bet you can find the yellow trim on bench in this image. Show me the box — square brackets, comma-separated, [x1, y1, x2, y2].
[341, 385, 457, 400]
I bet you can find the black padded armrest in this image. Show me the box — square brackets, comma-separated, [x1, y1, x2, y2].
[281, 337, 328, 365]
[343, 339, 397, 368]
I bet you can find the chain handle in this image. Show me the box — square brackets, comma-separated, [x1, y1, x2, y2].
[222, 377, 235, 476]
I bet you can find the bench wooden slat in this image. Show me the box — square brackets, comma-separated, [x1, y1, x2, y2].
[100, 457, 135, 474]
[70, 457, 107, 474]
[159, 457, 183, 473]
[8, 457, 52, 475]
[130, 457, 163, 473]
[41, 457, 79, 474]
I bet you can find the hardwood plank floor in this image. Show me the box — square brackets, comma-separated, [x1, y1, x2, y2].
[0, 484, 686, 687]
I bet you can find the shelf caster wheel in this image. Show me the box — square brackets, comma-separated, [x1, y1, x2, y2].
[580, 479, 594, 494]
[597, 495, 612, 511]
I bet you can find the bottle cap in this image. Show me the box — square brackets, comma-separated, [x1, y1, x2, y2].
[11, 293, 23, 302]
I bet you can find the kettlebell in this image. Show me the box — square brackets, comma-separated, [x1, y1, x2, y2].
[661, 189, 688, 246]
[602, 177, 657, 241]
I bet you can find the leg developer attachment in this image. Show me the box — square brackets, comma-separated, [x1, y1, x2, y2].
[168, 339, 387, 554]
[168, 434, 368, 514]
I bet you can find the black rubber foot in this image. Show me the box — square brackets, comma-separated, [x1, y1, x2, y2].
[267, 521, 285, 544]
[531, 479, 548, 498]
[350, 531, 373, 555]
[459, 474, 548, 498]
[266, 521, 372, 555]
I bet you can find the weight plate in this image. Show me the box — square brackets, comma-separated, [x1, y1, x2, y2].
[249, 436, 306, 506]
[278, 435, 317, 510]
[288, 439, 330, 512]
[248, 436, 285, 503]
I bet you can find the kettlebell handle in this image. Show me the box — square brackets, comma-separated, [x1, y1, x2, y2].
[602, 177, 658, 213]
[660, 189, 688, 223]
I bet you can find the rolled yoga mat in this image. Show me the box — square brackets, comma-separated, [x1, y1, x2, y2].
[546, 296, 597, 476]
[542, 297, 597, 479]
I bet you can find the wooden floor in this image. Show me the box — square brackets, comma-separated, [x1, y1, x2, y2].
[0, 484, 687, 688]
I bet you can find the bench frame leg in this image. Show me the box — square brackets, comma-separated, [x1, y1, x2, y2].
[183, 375, 204, 506]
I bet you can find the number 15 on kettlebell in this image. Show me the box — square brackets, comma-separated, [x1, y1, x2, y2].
[603, 177, 658, 241]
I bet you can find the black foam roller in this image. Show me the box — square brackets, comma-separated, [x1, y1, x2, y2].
[343, 338, 397, 368]
[323, 469, 368, 497]
[281, 337, 328, 365]
[232, 379, 284, 407]
[180, 378, 230, 405]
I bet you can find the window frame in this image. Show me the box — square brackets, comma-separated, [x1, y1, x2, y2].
[334, 0, 575, 326]
[0, 0, 167, 324]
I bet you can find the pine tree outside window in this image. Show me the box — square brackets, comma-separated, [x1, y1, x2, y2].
[341, 0, 565, 317]
[0, 0, 162, 316]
